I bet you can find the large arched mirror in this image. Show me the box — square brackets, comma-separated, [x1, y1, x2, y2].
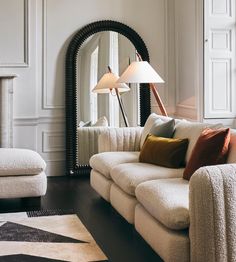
[66, 20, 150, 175]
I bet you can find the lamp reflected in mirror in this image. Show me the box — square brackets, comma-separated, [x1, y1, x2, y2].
[92, 66, 130, 127]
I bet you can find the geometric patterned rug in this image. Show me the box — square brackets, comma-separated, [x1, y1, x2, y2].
[0, 211, 108, 261]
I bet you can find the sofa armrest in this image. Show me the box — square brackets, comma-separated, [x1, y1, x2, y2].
[98, 127, 143, 153]
[189, 164, 236, 262]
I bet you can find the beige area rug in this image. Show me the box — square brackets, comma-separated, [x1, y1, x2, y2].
[0, 211, 108, 262]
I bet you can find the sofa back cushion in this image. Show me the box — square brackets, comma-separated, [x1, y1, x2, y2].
[227, 129, 236, 163]
[183, 128, 231, 180]
[139, 135, 189, 168]
[98, 127, 142, 153]
[173, 121, 223, 163]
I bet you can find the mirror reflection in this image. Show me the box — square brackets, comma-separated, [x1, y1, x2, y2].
[77, 31, 140, 128]
[76, 31, 141, 166]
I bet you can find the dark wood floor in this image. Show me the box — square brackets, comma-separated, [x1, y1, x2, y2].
[0, 176, 163, 262]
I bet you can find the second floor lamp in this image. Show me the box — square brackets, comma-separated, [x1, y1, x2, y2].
[117, 61, 168, 117]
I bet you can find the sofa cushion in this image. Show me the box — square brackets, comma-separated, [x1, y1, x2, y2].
[89, 151, 139, 179]
[227, 129, 236, 163]
[90, 170, 113, 202]
[173, 121, 222, 163]
[110, 162, 184, 195]
[136, 178, 189, 230]
[0, 149, 46, 176]
[183, 128, 230, 180]
[139, 136, 189, 168]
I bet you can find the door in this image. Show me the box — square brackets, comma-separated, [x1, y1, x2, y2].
[204, 0, 236, 118]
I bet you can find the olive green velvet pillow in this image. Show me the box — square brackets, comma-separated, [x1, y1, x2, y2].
[139, 135, 189, 168]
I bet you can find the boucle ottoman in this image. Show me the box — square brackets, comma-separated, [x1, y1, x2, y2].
[0, 148, 47, 202]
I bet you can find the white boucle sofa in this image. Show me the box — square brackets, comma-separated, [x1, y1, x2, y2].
[90, 114, 236, 262]
[0, 148, 47, 202]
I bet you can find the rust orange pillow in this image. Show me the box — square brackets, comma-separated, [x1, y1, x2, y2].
[183, 128, 231, 180]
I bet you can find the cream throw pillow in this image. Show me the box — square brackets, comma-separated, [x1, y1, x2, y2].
[92, 116, 109, 127]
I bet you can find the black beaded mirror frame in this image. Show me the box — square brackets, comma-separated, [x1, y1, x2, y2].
[65, 20, 150, 176]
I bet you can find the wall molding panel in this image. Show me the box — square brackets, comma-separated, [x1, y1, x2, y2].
[0, 0, 29, 67]
[210, 0, 232, 17]
[42, 0, 65, 110]
[42, 131, 65, 153]
[210, 58, 231, 113]
[14, 116, 65, 126]
[211, 29, 231, 51]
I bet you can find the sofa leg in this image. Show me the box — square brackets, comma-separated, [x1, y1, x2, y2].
[21, 196, 41, 207]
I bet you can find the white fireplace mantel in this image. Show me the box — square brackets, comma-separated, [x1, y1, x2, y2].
[0, 74, 18, 147]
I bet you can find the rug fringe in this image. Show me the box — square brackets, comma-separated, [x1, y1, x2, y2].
[27, 209, 75, 217]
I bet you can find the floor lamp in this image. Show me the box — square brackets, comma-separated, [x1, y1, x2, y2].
[117, 60, 168, 116]
[92, 67, 130, 127]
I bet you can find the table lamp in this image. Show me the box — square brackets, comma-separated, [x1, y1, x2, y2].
[117, 59, 167, 116]
[92, 67, 130, 127]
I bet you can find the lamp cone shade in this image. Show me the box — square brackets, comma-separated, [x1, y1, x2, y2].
[92, 72, 130, 94]
[117, 61, 164, 84]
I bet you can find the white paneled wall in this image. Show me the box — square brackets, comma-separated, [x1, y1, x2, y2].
[0, 0, 170, 176]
